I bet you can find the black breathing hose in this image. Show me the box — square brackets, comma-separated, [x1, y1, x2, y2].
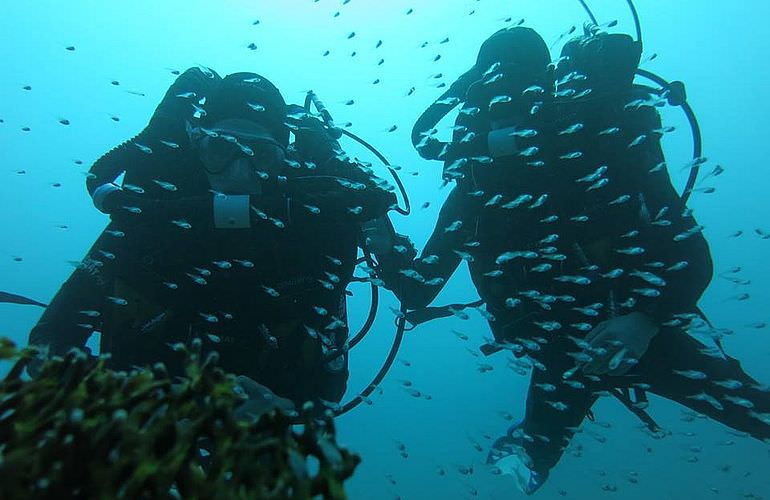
[335, 307, 407, 417]
[634, 69, 703, 203]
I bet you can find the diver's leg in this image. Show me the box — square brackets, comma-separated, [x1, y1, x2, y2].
[639, 329, 770, 441]
[490, 347, 598, 494]
[27, 231, 120, 376]
[520, 364, 599, 475]
[28, 260, 107, 357]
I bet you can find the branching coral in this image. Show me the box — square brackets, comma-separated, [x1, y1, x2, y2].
[0, 337, 359, 499]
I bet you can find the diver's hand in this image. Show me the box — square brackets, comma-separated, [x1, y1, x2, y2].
[362, 217, 417, 260]
[285, 105, 341, 164]
[362, 216, 396, 255]
[95, 186, 156, 218]
[234, 375, 296, 422]
[581, 312, 659, 376]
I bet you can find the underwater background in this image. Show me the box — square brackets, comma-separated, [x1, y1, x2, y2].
[1, 0, 769, 498]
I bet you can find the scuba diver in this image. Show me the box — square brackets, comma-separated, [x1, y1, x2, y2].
[28, 67, 397, 413]
[367, 26, 770, 494]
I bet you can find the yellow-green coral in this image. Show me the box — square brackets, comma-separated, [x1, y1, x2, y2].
[0, 337, 359, 499]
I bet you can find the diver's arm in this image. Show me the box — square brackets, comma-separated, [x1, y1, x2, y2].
[370, 185, 472, 310]
[411, 67, 481, 161]
[27, 231, 118, 366]
[89, 67, 221, 204]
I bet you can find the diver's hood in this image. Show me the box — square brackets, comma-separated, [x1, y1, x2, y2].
[475, 26, 551, 76]
[205, 72, 290, 147]
[411, 26, 552, 162]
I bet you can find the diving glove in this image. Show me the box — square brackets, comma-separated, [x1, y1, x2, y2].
[496, 453, 547, 495]
[488, 423, 548, 495]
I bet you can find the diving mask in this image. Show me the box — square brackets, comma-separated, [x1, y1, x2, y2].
[189, 119, 287, 194]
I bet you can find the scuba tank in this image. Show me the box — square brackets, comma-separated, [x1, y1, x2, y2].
[556, 29, 642, 97]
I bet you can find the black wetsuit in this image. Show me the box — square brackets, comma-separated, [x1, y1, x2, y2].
[379, 83, 770, 478]
[29, 70, 395, 405]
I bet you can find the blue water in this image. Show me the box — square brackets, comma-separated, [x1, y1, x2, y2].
[2, 0, 769, 498]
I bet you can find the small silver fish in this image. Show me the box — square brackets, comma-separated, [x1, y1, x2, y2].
[576, 165, 607, 183]
[489, 95, 512, 106]
[444, 220, 463, 232]
[572, 306, 600, 317]
[558, 123, 584, 135]
[529, 194, 549, 209]
[546, 400, 569, 411]
[534, 320, 562, 331]
[133, 142, 153, 154]
[630, 270, 667, 287]
[628, 135, 647, 148]
[502, 194, 534, 209]
[554, 275, 591, 285]
[186, 273, 207, 286]
[586, 178, 609, 191]
[674, 225, 705, 242]
[712, 379, 743, 390]
[261, 286, 280, 297]
[522, 85, 545, 95]
[510, 128, 538, 138]
[616, 246, 645, 255]
[608, 195, 631, 205]
[687, 392, 723, 410]
[674, 369, 708, 380]
[199, 312, 218, 323]
[602, 269, 624, 279]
